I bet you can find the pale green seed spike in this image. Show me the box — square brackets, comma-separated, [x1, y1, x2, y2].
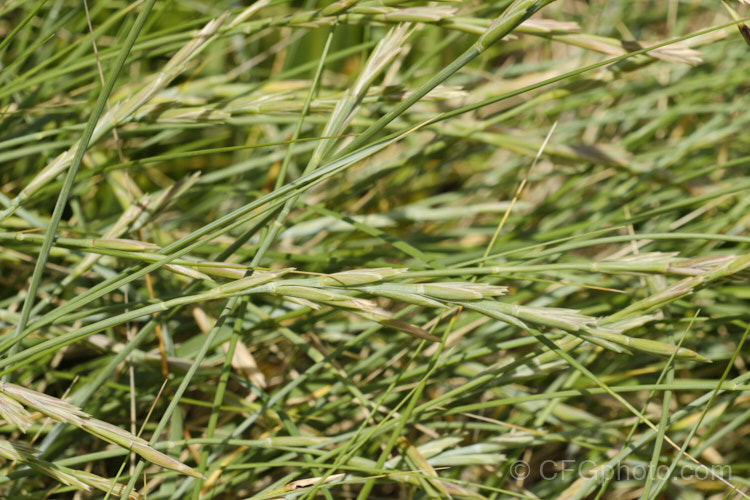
[349, 6, 388, 15]
[283, 296, 320, 310]
[419, 283, 483, 300]
[510, 303, 593, 332]
[81, 418, 205, 479]
[74, 469, 145, 500]
[144, 106, 231, 123]
[358, 284, 447, 308]
[0, 439, 144, 498]
[607, 277, 699, 322]
[0, 439, 39, 461]
[377, 6, 457, 23]
[574, 332, 632, 355]
[0, 440, 90, 490]
[320, 0, 359, 16]
[259, 436, 333, 447]
[459, 301, 530, 330]
[461, 301, 629, 354]
[315, 267, 407, 286]
[0, 392, 33, 432]
[704, 253, 750, 280]
[127, 440, 206, 479]
[216, 268, 292, 295]
[1, 383, 203, 479]
[1, 382, 88, 423]
[416, 436, 465, 459]
[420, 282, 507, 301]
[672, 254, 734, 275]
[601, 315, 657, 333]
[194, 260, 247, 279]
[581, 327, 709, 362]
[595, 252, 675, 274]
[322, 296, 380, 311]
[0, 392, 34, 434]
[26, 460, 90, 491]
[163, 263, 214, 282]
[272, 284, 350, 302]
[90, 238, 160, 251]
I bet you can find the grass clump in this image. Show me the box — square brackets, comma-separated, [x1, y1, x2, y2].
[1, 1, 750, 499]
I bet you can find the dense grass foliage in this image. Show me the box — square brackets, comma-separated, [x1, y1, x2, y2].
[1, 1, 749, 499]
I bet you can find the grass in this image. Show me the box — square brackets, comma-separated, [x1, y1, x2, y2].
[1, 0, 750, 498]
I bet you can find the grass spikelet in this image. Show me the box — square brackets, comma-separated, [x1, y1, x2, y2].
[0, 439, 144, 499]
[90, 238, 161, 252]
[0, 392, 33, 433]
[313, 267, 408, 286]
[0, 383, 203, 480]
